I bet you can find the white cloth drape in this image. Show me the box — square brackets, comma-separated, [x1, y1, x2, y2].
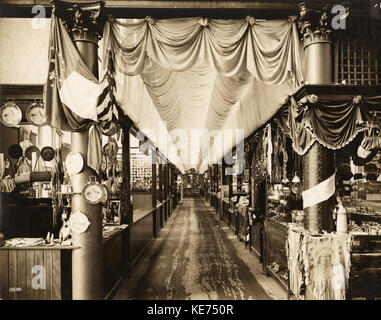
[101, 17, 303, 172]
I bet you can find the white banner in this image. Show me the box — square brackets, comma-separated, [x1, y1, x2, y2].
[302, 172, 336, 209]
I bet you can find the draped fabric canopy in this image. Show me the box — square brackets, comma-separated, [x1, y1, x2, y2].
[274, 95, 381, 156]
[101, 16, 304, 172]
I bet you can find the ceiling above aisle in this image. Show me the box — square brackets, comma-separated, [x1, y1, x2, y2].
[100, 16, 304, 172]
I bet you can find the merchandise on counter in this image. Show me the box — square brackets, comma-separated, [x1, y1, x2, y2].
[0, 232, 5, 247]
[4, 238, 46, 247]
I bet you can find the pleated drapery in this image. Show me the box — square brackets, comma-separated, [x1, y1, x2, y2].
[101, 16, 304, 172]
[275, 95, 381, 156]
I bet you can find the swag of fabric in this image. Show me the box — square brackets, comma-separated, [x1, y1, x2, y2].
[276, 95, 381, 156]
[44, 14, 119, 173]
[100, 16, 304, 169]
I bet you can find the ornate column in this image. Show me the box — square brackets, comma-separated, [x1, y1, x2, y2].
[298, 3, 336, 233]
[53, 1, 105, 299]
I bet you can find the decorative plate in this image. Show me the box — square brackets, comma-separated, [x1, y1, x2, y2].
[8, 144, 23, 159]
[26, 102, 46, 126]
[82, 176, 105, 205]
[0, 102, 22, 127]
[69, 212, 90, 234]
[65, 152, 84, 175]
[25, 146, 40, 161]
[103, 138, 118, 159]
[41, 146, 55, 161]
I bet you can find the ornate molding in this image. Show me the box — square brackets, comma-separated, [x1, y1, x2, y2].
[297, 2, 350, 48]
[297, 2, 334, 47]
[52, 0, 105, 45]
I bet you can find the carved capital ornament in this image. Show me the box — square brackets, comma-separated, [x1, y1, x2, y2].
[297, 2, 334, 47]
[53, 0, 105, 45]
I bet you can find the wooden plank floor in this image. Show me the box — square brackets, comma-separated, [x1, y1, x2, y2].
[114, 197, 271, 300]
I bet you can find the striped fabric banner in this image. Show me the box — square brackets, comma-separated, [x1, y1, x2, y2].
[96, 76, 119, 136]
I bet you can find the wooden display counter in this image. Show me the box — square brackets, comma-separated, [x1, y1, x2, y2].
[349, 234, 381, 299]
[263, 218, 289, 295]
[250, 219, 263, 260]
[0, 245, 75, 300]
[237, 206, 248, 243]
[129, 209, 156, 269]
[102, 225, 129, 299]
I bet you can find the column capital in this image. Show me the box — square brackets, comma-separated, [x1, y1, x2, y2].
[297, 2, 350, 48]
[297, 2, 333, 47]
[53, 0, 105, 45]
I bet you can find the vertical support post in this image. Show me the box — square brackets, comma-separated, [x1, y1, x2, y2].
[298, 3, 336, 233]
[164, 161, 169, 220]
[152, 149, 157, 237]
[222, 157, 233, 221]
[158, 154, 163, 227]
[121, 126, 132, 224]
[120, 125, 131, 272]
[152, 152, 157, 209]
[209, 166, 213, 205]
[54, 1, 105, 300]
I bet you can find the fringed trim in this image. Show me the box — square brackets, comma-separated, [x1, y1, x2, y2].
[292, 136, 316, 156]
[304, 119, 367, 151]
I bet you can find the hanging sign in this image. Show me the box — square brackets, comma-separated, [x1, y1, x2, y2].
[302, 172, 336, 209]
[69, 212, 90, 234]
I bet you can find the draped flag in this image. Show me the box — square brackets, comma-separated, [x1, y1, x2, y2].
[44, 14, 100, 131]
[44, 14, 119, 173]
[96, 51, 120, 136]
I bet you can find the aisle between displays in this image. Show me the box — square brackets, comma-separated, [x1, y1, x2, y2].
[206, 85, 381, 300]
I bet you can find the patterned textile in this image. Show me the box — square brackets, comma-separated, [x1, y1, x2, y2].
[287, 224, 353, 300]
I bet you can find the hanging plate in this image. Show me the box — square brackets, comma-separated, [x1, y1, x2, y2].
[65, 152, 84, 175]
[41, 146, 55, 161]
[25, 146, 41, 161]
[26, 102, 46, 126]
[0, 102, 22, 127]
[103, 138, 118, 159]
[69, 212, 90, 234]
[82, 176, 104, 205]
[8, 144, 23, 159]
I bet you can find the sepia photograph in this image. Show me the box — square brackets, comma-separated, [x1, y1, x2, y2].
[0, 0, 380, 313]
